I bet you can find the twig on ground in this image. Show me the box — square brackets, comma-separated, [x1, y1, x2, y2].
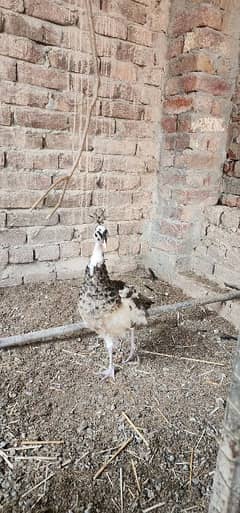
[154, 398, 171, 426]
[142, 502, 166, 512]
[189, 448, 194, 489]
[122, 412, 149, 448]
[112, 498, 121, 511]
[194, 429, 205, 451]
[120, 467, 124, 513]
[21, 472, 55, 499]
[131, 458, 141, 493]
[62, 349, 87, 357]
[93, 437, 133, 480]
[106, 471, 113, 488]
[20, 440, 64, 445]
[44, 465, 49, 495]
[127, 485, 135, 499]
[181, 506, 199, 512]
[0, 448, 13, 470]
[15, 456, 58, 462]
[140, 351, 224, 367]
[20, 459, 71, 499]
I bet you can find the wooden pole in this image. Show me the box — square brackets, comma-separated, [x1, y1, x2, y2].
[208, 332, 240, 513]
[149, 290, 240, 316]
[0, 322, 86, 349]
[1, 291, 240, 350]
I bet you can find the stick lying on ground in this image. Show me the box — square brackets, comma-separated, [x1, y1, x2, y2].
[1, 291, 240, 350]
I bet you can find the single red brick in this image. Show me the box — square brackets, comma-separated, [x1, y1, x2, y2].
[172, 4, 222, 36]
[0, 190, 41, 208]
[0, 170, 51, 190]
[9, 246, 33, 264]
[102, 0, 146, 25]
[0, 228, 26, 246]
[102, 100, 144, 120]
[0, 56, 16, 81]
[14, 107, 70, 130]
[162, 115, 177, 133]
[0, 33, 45, 64]
[4, 12, 63, 46]
[169, 53, 215, 76]
[17, 61, 68, 91]
[127, 25, 152, 47]
[184, 27, 225, 52]
[49, 48, 94, 73]
[164, 96, 193, 114]
[0, 127, 43, 149]
[220, 193, 240, 208]
[24, 0, 78, 26]
[182, 74, 230, 97]
[116, 119, 152, 138]
[0, 81, 49, 109]
[94, 15, 127, 40]
[0, 105, 11, 126]
[6, 151, 58, 171]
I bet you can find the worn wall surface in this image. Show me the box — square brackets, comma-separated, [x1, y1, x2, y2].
[0, 0, 168, 286]
[191, 31, 240, 299]
[146, 0, 240, 287]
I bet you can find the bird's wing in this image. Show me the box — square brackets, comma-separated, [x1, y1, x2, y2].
[117, 283, 154, 312]
[130, 291, 154, 312]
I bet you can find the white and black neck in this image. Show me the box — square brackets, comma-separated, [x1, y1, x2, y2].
[89, 240, 105, 276]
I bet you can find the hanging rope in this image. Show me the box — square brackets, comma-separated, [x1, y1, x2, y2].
[31, 0, 100, 219]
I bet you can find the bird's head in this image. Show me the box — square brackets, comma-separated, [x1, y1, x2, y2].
[94, 224, 108, 249]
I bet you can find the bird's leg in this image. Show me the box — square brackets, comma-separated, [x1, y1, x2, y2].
[123, 327, 137, 364]
[100, 336, 115, 380]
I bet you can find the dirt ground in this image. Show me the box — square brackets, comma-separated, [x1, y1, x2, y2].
[0, 271, 238, 513]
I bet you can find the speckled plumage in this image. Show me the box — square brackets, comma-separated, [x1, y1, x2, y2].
[78, 224, 153, 378]
[78, 261, 152, 338]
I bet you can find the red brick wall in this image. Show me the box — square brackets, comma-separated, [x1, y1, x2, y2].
[221, 43, 240, 208]
[0, 0, 168, 286]
[190, 17, 240, 300]
[146, 0, 240, 284]
[1, 0, 239, 297]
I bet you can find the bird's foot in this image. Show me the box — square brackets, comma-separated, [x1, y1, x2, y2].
[123, 349, 139, 365]
[100, 365, 115, 381]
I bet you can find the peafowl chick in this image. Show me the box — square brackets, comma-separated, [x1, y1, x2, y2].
[78, 224, 153, 380]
